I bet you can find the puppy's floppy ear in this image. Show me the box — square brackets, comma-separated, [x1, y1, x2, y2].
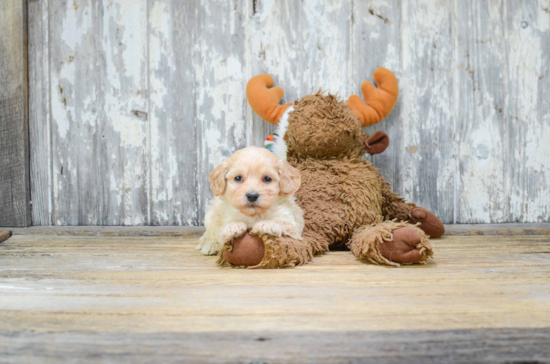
[209, 161, 228, 196]
[279, 160, 301, 196]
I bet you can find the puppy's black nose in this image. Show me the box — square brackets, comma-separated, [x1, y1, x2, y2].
[246, 192, 259, 202]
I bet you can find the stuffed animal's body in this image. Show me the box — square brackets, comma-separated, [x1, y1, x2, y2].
[218, 68, 444, 268]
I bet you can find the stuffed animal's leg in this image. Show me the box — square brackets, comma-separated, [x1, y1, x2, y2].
[380, 180, 445, 238]
[217, 233, 314, 269]
[302, 229, 331, 254]
[348, 220, 433, 266]
[384, 200, 445, 238]
[408, 206, 445, 238]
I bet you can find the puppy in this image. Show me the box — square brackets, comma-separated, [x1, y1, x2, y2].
[196, 146, 304, 256]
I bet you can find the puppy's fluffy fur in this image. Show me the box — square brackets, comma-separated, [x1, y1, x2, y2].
[197, 146, 304, 256]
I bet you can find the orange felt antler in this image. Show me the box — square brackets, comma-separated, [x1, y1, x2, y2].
[348, 67, 399, 127]
[246, 74, 292, 125]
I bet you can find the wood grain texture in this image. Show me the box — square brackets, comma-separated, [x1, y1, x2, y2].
[1, 233, 550, 362]
[1, 234, 550, 333]
[455, 1, 509, 223]
[28, 0, 52, 226]
[48, 0, 149, 226]
[2, 328, 550, 363]
[27, 0, 550, 225]
[148, 0, 199, 226]
[6, 223, 550, 237]
[0, 0, 30, 227]
[353, 0, 403, 216]
[505, 0, 550, 223]
[48, 0, 98, 225]
[10, 225, 205, 238]
[194, 0, 248, 224]
[399, 0, 455, 223]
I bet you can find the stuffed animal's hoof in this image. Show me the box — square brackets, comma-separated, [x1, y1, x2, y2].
[409, 207, 445, 238]
[223, 233, 265, 267]
[380, 227, 426, 264]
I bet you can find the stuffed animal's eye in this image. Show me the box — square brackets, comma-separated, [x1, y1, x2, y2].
[263, 176, 272, 183]
[234, 176, 243, 182]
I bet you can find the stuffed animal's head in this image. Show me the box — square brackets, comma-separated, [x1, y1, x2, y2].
[246, 68, 398, 160]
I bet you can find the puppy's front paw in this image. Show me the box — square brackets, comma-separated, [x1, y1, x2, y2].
[251, 221, 283, 237]
[199, 240, 222, 256]
[220, 222, 248, 243]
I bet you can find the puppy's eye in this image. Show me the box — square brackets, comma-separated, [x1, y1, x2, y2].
[263, 176, 272, 183]
[234, 176, 243, 182]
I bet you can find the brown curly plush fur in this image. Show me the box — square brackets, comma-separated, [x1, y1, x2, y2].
[349, 218, 432, 266]
[285, 92, 364, 158]
[218, 234, 313, 269]
[381, 181, 416, 221]
[285, 92, 433, 265]
[233, 88, 442, 268]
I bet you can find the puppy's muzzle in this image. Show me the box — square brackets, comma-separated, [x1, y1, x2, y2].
[246, 192, 260, 202]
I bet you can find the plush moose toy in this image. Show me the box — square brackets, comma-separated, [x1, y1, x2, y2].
[218, 68, 444, 268]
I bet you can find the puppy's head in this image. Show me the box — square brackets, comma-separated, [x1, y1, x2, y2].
[209, 146, 301, 216]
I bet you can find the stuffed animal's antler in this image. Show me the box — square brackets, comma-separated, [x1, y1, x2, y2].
[348, 68, 399, 127]
[246, 74, 292, 125]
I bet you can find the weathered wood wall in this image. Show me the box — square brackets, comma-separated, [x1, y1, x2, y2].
[0, 0, 30, 227]
[27, 0, 550, 225]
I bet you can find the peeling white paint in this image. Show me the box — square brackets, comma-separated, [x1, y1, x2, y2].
[111, 114, 146, 148]
[29, 0, 550, 225]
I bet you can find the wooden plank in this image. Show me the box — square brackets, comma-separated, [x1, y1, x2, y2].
[99, 0, 149, 225]
[505, 0, 550, 222]
[454, 1, 509, 223]
[353, 1, 455, 224]
[444, 222, 550, 235]
[1, 234, 550, 334]
[0, 0, 30, 227]
[352, 0, 403, 215]
[247, 0, 353, 146]
[49, 0, 98, 225]
[6, 223, 550, 237]
[49, 0, 149, 225]
[2, 233, 550, 362]
[148, 0, 199, 225]
[9, 226, 205, 238]
[26, 1, 550, 226]
[397, 0, 455, 223]
[2, 328, 549, 363]
[28, 0, 52, 226]
[194, 0, 248, 223]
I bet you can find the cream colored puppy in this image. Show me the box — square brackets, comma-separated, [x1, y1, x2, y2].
[196, 146, 304, 256]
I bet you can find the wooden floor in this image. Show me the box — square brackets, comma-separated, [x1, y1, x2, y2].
[1, 227, 550, 363]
